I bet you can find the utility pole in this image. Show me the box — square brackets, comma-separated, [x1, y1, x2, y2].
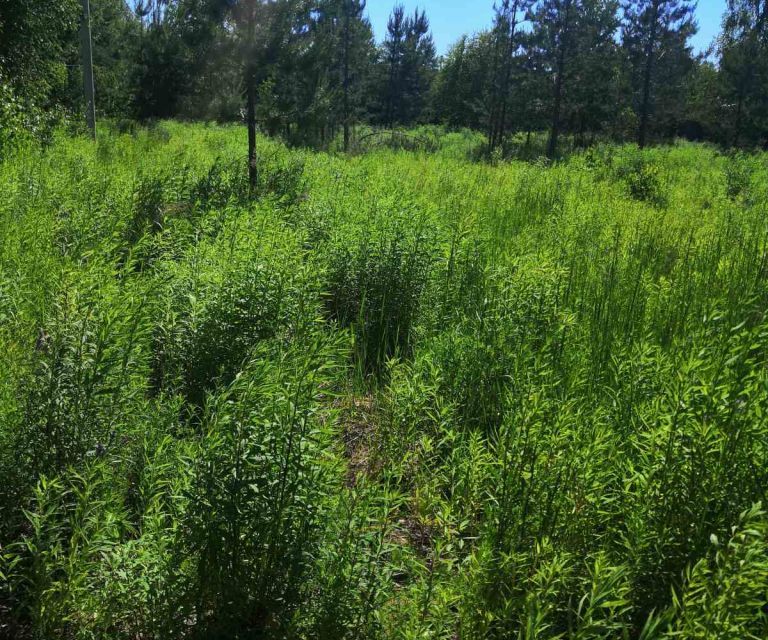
[80, 0, 97, 139]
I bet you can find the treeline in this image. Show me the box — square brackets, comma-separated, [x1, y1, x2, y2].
[1, 0, 767, 155]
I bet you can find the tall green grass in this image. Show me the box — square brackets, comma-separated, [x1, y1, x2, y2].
[1, 124, 766, 639]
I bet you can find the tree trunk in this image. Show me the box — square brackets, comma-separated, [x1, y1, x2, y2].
[246, 6, 257, 194]
[496, 1, 520, 152]
[733, 91, 744, 148]
[343, 1, 352, 152]
[80, 0, 96, 140]
[247, 70, 257, 193]
[547, 0, 572, 159]
[639, 0, 660, 149]
[487, 9, 505, 153]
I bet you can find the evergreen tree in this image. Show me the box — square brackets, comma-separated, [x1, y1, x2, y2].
[487, 0, 534, 152]
[311, 0, 374, 149]
[719, 0, 768, 146]
[382, 5, 407, 127]
[622, 0, 697, 147]
[379, 5, 436, 127]
[535, 0, 577, 158]
[130, 0, 230, 119]
[566, 0, 623, 146]
[226, 0, 310, 189]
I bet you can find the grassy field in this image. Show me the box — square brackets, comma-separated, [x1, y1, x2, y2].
[1, 123, 767, 639]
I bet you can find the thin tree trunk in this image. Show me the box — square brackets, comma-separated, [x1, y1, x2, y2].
[247, 71, 257, 193]
[734, 91, 744, 147]
[496, 1, 520, 152]
[639, 0, 660, 149]
[343, 2, 352, 152]
[80, 0, 96, 140]
[246, 6, 257, 194]
[487, 11, 505, 152]
[547, 0, 572, 159]
[386, 57, 397, 129]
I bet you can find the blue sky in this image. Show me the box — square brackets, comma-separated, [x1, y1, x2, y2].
[365, 0, 727, 56]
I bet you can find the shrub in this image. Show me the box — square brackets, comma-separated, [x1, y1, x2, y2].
[185, 336, 344, 636]
[324, 207, 437, 376]
[618, 155, 669, 207]
[724, 152, 755, 202]
[0, 74, 33, 158]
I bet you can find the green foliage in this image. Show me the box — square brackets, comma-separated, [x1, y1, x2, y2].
[185, 336, 345, 635]
[323, 206, 437, 376]
[652, 504, 768, 639]
[0, 74, 29, 157]
[0, 0, 759, 154]
[615, 150, 670, 207]
[2, 124, 768, 639]
[724, 151, 757, 202]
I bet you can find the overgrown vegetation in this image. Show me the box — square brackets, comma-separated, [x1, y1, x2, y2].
[1, 124, 767, 639]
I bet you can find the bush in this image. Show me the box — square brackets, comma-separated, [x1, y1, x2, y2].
[323, 207, 437, 376]
[614, 149, 669, 207]
[724, 152, 755, 202]
[2, 123, 768, 640]
[0, 74, 31, 158]
[185, 336, 344, 636]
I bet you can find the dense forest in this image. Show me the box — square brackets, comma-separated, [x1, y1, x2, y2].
[1, 0, 767, 156]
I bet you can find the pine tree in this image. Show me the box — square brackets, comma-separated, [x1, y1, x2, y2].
[567, 0, 622, 146]
[719, 0, 768, 146]
[227, 0, 309, 189]
[622, 0, 697, 148]
[380, 5, 436, 127]
[314, 0, 373, 149]
[537, 0, 576, 158]
[487, 0, 534, 152]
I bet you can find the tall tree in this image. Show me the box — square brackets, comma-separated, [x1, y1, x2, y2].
[432, 32, 498, 130]
[80, 0, 97, 138]
[311, 0, 373, 149]
[88, 0, 141, 118]
[401, 8, 436, 123]
[719, 0, 768, 146]
[380, 5, 436, 127]
[537, 0, 576, 158]
[487, 0, 534, 152]
[622, 0, 697, 148]
[564, 0, 623, 146]
[382, 5, 407, 127]
[131, 0, 229, 120]
[0, 0, 80, 107]
[340, 0, 369, 151]
[227, 0, 308, 189]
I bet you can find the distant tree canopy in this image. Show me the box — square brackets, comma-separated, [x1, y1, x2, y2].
[0, 0, 80, 106]
[1, 0, 767, 151]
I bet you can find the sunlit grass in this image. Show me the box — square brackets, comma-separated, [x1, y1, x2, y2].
[1, 123, 766, 639]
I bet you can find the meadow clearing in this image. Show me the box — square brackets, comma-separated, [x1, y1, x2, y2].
[0, 123, 767, 638]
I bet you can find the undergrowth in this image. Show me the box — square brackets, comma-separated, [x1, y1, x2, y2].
[0, 123, 767, 639]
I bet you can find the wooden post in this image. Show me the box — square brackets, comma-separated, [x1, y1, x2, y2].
[80, 0, 96, 139]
